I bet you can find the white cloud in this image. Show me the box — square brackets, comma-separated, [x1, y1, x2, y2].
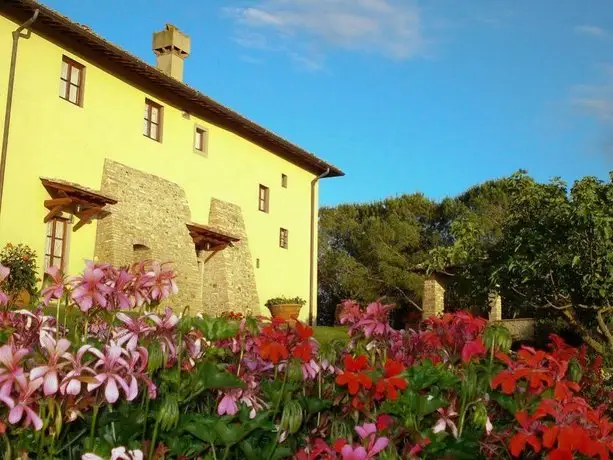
[224, 0, 425, 67]
[571, 66, 613, 124]
[574, 25, 609, 39]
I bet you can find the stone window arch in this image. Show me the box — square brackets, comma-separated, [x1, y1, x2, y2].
[132, 243, 151, 263]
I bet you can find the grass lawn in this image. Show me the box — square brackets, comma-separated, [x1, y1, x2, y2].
[314, 326, 348, 344]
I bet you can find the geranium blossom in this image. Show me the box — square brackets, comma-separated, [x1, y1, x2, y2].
[41, 265, 65, 306]
[0, 344, 28, 390]
[336, 355, 372, 395]
[88, 342, 136, 404]
[30, 333, 71, 395]
[60, 344, 96, 395]
[70, 263, 113, 312]
[5, 377, 44, 431]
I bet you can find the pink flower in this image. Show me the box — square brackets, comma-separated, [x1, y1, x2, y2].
[150, 308, 179, 363]
[0, 264, 9, 306]
[432, 406, 458, 438]
[71, 263, 113, 312]
[302, 359, 320, 380]
[350, 301, 395, 338]
[107, 268, 134, 310]
[60, 345, 96, 396]
[0, 344, 28, 390]
[218, 393, 239, 416]
[340, 423, 389, 459]
[41, 265, 65, 306]
[7, 377, 44, 431]
[126, 346, 155, 399]
[88, 342, 135, 404]
[147, 262, 178, 302]
[114, 313, 153, 350]
[30, 333, 71, 395]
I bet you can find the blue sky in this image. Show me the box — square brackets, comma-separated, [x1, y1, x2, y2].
[44, 0, 613, 206]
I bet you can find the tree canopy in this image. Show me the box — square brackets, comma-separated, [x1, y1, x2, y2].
[431, 172, 613, 354]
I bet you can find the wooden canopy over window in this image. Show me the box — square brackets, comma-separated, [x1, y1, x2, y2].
[41, 178, 117, 232]
[187, 223, 240, 252]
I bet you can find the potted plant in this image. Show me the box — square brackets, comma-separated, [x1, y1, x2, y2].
[265, 296, 306, 324]
[0, 243, 38, 307]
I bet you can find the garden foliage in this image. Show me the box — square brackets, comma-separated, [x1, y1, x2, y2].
[0, 260, 612, 459]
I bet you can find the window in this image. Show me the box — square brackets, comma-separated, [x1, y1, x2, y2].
[143, 99, 163, 141]
[194, 126, 208, 154]
[281, 174, 288, 188]
[59, 56, 84, 106]
[44, 217, 69, 270]
[256, 258, 260, 269]
[258, 185, 269, 212]
[279, 228, 288, 249]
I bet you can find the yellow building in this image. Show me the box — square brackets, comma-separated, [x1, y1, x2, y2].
[0, 0, 343, 323]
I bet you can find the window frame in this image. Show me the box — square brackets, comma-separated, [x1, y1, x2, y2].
[44, 216, 69, 271]
[193, 125, 209, 156]
[59, 56, 85, 107]
[144, 98, 163, 142]
[279, 228, 288, 249]
[281, 174, 288, 188]
[258, 185, 269, 213]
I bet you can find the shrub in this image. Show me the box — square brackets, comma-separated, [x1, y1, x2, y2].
[0, 243, 38, 297]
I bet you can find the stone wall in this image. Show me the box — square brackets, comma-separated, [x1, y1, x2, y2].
[94, 160, 201, 311]
[422, 275, 445, 319]
[200, 198, 260, 316]
[495, 318, 536, 341]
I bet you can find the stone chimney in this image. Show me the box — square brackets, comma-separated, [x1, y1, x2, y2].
[152, 24, 190, 81]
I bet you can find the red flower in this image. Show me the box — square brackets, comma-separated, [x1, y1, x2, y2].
[374, 360, 407, 400]
[508, 412, 542, 457]
[461, 338, 487, 363]
[344, 354, 370, 372]
[336, 371, 372, 395]
[336, 355, 372, 395]
[548, 449, 573, 460]
[295, 322, 313, 340]
[491, 370, 517, 394]
[258, 341, 289, 364]
[292, 340, 313, 362]
[376, 414, 394, 431]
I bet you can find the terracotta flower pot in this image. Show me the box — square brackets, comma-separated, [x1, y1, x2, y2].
[267, 303, 302, 325]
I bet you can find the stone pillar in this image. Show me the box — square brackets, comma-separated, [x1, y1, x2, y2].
[200, 198, 260, 317]
[488, 292, 502, 321]
[422, 275, 445, 319]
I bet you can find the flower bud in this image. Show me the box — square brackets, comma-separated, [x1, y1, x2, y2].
[148, 341, 164, 374]
[472, 402, 488, 428]
[568, 359, 583, 382]
[159, 394, 179, 431]
[330, 420, 352, 443]
[280, 400, 303, 434]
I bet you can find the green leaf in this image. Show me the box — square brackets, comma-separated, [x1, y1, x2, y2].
[198, 362, 245, 390]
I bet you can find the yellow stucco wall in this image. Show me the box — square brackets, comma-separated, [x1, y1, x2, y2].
[0, 14, 320, 320]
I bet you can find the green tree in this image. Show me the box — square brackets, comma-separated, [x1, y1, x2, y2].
[433, 172, 613, 354]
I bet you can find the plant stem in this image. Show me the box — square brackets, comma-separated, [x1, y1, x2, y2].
[142, 395, 150, 443]
[148, 416, 161, 460]
[266, 368, 289, 460]
[89, 404, 100, 448]
[210, 442, 218, 460]
[316, 371, 323, 427]
[3, 433, 11, 460]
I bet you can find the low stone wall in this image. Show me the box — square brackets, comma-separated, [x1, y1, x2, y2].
[493, 318, 536, 341]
